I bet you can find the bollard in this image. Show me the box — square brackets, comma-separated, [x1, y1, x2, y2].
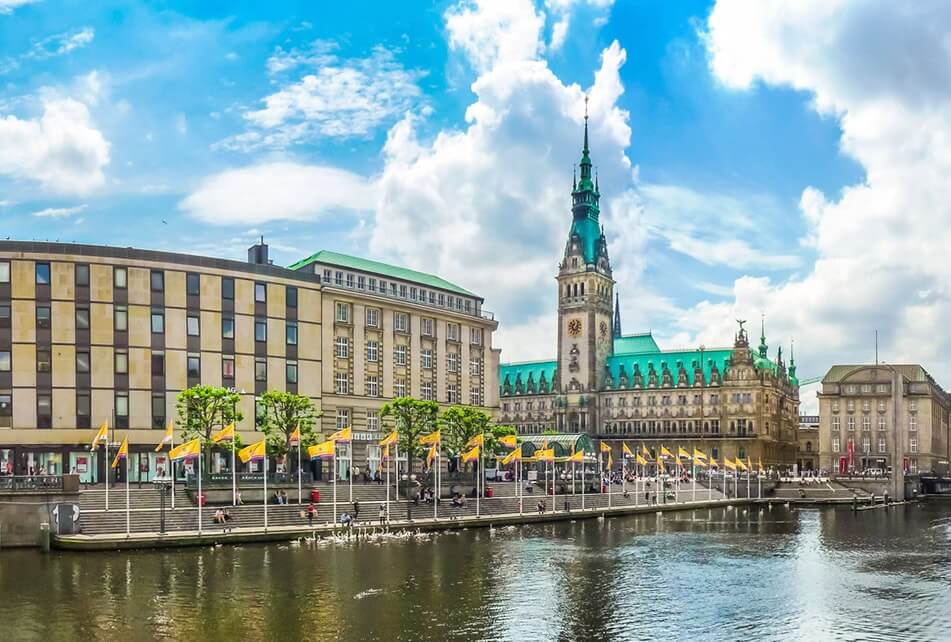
[39, 522, 50, 553]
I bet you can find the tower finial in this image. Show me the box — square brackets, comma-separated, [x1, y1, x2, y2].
[758, 313, 768, 359]
[613, 291, 622, 339]
[583, 93, 590, 154]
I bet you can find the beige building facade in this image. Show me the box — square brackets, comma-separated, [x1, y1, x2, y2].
[0, 240, 499, 482]
[817, 364, 950, 478]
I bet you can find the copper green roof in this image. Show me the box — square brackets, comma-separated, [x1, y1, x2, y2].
[288, 250, 477, 298]
[500, 360, 557, 395]
[519, 434, 595, 456]
[613, 332, 661, 355]
[606, 348, 733, 387]
[569, 216, 601, 264]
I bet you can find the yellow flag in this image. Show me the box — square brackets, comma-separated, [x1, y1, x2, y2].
[499, 435, 518, 448]
[465, 434, 485, 449]
[462, 445, 480, 463]
[329, 427, 352, 442]
[709, 456, 718, 468]
[426, 443, 438, 468]
[758, 458, 765, 473]
[735, 458, 747, 471]
[607, 453, 614, 469]
[419, 431, 441, 445]
[379, 430, 398, 447]
[308, 440, 335, 460]
[501, 447, 522, 465]
[89, 422, 108, 451]
[238, 439, 266, 464]
[724, 458, 737, 471]
[635, 453, 648, 466]
[641, 443, 650, 456]
[678, 446, 690, 459]
[567, 450, 584, 463]
[155, 420, 174, 452]
[622, 443, 634, 457]
[746, 457, 753, 472]
[211, 423, 235, 443]
[693, 455, 707, 467]
[169, 438, 201, 462]
[693, 448, 706, 460]
[658, 457, 666, 473]
[289, 425, 301, 447]
[111, 437, 128, 469]
[600, 442, 612, 453]
[535, 448, 555, 462]
[661, 446, 673, 459]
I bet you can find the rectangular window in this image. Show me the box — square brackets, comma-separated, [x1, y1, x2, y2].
[438, 293, 445, 306]
[37, 393, 52, 418]
[421, 318, 434, 336]
[447, 383, 458, 404]
[847, 400, 855, 412]
[0, 393, 12, 416]
[35, 262, 50, 285]
[346, 273, 355, 288]
[76, 350, 90, 373]
[366, 308, 379, 327]
[394, 378, 407, 397]
[150, 270, 164, 292]
[77, 393, 90, 418]
[447, 323, 459, 341]
[151, 311, 165, 334]
[187, 314, 200, 336]
[421, 381, 433, 401]
[447, 352, 459, 373]
[152, 394, 165, 428]
[286, 286, 298, 308]
[832, 416, 840, 431]
[368, 277, 376, 291]
[909, 400, 917, 411]
[286, 321, 298, 345]
[255, 398, 266, 429]
[187, 355, 200, 378]
[379, 280, 386, 294]
[186, 273, 200, 296]
[397, 284, 405, 298]
[428, 291, 436, 305]
[366, 340, 379, 363]
[909, 415, 917, 432]
[394, 344, 407, 366]
[394, 312, 408, 332]
[255, 358, 267, 382]
[222, 277, 234, 300]
[222, 355, 235, 379]
[832, 400, 839, 412]
[367, 412, 379, 432]
[470, 387, 482, 406]
[878, 400, 886, 412]
[832, 437, 840, 452]
[335, 372, 349, 394]
[151, 352, 164, 376]
[36, 306, 51, 329]
[335, 302, 350, 323]
[863, 415, 871, 431]
[114, 267, 127, 289]
[75, 307, 90, 330]
[470, 327, 483, 345]
[910, 438, 918, 454]
[115, 392, 129, 418]
[421, 349, 432, 369]
[878, 416, 886, 431]
[115, 350, 128, 374]
[878, 438, 886, 453]
[862, 400, 870, 412]
[0, 261, 8, 283]
[255, 320, 267, 342]
[75, 264, 89, 287]
[410, 286, 417, 301]
[336, 409, 350, 430]
[36, 349, 51, 372]
[357, 276, 365, 290]
[286, 361, 298, 384]
[0, 305, 8, 329]
[847, 416, 855, 431]
[0, 351, 10, 371]
[254, 282, 266, 303]
[323, 269, 332, 284]
[862, 436, 871, 453]
[335, 337, 349, 359]
[335, 271, 343, 286]
[366, 375, 379, 397]
[115, 305, 128, 332]
[222, 317, 235, 339]
[470, 359, 481, 376]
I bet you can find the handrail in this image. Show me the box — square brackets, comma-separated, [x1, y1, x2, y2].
[0, 475, 65, 491]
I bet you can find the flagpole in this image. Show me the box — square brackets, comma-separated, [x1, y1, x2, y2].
[517, 458, 522, 515]
[231, 439, 237, 507]
[263, 446, 268, 532]
[297, 441, 302, 505]
[747, 464, 750, 500]
[104, 440, 109, 512]
[434, 449, 439, 522]
[385, 445, 390, 523]
[197, 450, 203, 535]
[476, 445, 482, 518]
[125, 451, 130, 537]
[332, 448, 337, 527]
[393, 442, 398, 523]
[622, 453, 626, 501]
[170, 428, 175, 510]
[348, 441, 353, 502]
[581, 457, 585, 510]
[692, 459, 696, 503]
[607, 451, 612, 509]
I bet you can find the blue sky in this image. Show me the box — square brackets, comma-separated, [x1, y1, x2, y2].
[4, 0, 948, 406]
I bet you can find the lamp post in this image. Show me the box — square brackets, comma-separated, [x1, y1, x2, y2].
[153, 477, 172, 534]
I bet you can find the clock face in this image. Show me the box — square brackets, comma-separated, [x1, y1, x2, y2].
[567, 318, 582, 336]
[600, 321, 608, 337]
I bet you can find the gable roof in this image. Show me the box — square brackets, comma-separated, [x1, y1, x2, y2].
[606, 348, 734, 387]
[613, 332, 661, 355]
[288, 250, 477, 298]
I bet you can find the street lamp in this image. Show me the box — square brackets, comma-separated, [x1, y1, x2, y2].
[152, 476, 173, 534]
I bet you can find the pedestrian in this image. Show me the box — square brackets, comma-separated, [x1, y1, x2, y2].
[563, 497, 570, 512]
[353, 499, 360, 521]
[307, 501, 315, 527]
[378, 503, 386, 525]
[536, 499, 545, 514]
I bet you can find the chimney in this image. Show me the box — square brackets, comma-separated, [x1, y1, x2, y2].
[248, 236, 269, 265]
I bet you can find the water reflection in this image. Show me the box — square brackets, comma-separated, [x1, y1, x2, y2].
[1, 504, 949, 641]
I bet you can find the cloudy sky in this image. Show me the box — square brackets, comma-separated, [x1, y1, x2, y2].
[3, 0, 949, 410]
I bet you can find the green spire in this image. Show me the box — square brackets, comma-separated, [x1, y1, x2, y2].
[789, 340, 797, 378]
[567, 95, 603, 264]
[758, 314, 768, 359]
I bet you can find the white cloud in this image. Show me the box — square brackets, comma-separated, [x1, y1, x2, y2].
[445, 0, 545, 71]
[0, 0, 37, 14]
[697, 0, 951, 385]
[179, 161, 376, 225]
[26, 27, 95, 60]
[31, 204, 86, 218]
[0, 96, 110, 194]
[217, 43, 424, 151]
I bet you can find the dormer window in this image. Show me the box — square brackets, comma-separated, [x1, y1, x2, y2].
[572, 257, 578, 268]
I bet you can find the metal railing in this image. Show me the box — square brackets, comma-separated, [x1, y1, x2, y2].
[185, 471, 314, 489]
[0, 475, 65, 492]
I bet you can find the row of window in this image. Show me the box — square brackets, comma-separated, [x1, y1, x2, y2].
[323, 269, 476, 316]
[830, 436, 917, 454]
[334, 303, 483, 344]
[331, 373, 483, 405]
[331, 338, 481, 373]
[831, 398, 917, 411]
[602, 393, 729, 408]
[830, 415, 914, 431]
[842, 384, 889, 394]
[590, 419, 756, 436]
[2, 261, 302, 308]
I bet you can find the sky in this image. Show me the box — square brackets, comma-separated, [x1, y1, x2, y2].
[2, 0, 950, 412]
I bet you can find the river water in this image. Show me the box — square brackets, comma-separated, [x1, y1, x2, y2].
[1, 503, 950, 641]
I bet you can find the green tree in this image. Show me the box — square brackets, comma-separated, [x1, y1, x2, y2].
[489, 424, 518, 456]
[380, 396, 438, 473]
[175, 385, 243, 472]
[440, 406, 492, 457]
[258, 391, 321, 456]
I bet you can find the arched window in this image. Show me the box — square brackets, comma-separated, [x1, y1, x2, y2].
[580, 282, 584, 296]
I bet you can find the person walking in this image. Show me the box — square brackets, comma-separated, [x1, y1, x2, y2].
[378, 503, 386, 525]
[307, 501, 316, 527]
[353, 499, 360, 522]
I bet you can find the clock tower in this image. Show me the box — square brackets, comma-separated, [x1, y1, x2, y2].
[556, 102, 614, 433]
